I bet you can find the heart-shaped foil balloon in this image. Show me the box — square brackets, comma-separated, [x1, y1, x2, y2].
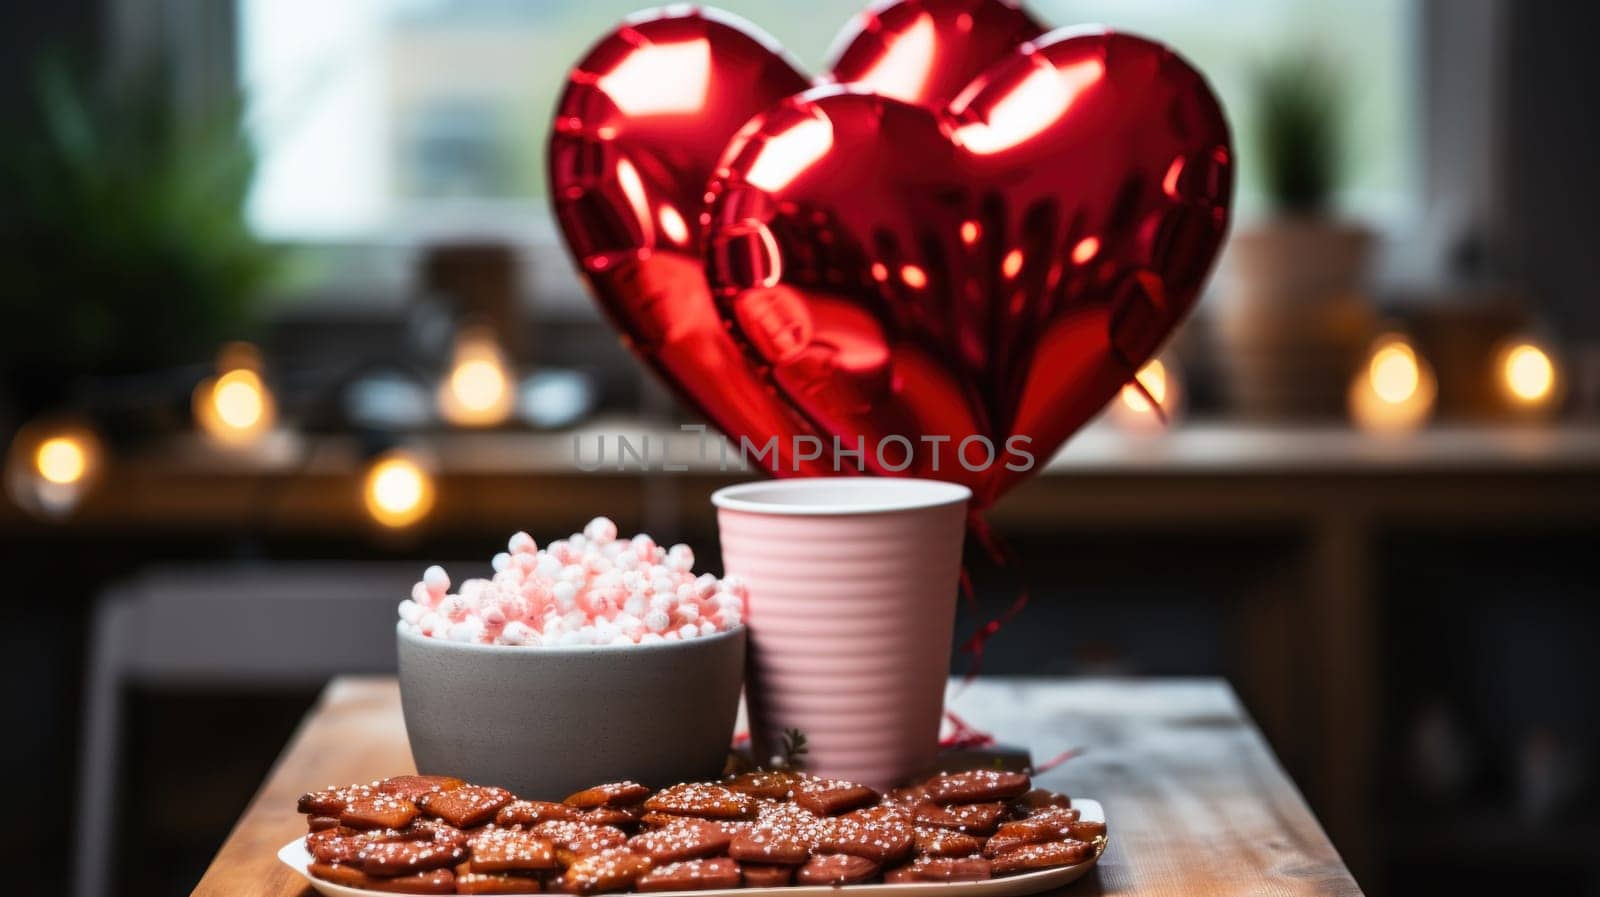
[553, 2, 1232, 505]
[550, 8, 819, 473]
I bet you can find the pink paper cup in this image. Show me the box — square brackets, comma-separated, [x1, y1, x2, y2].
[712, 477, 970, 788]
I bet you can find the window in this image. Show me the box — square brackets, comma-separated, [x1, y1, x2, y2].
[239, 0, 1417, 262]
[1034, 0, 1417, 220]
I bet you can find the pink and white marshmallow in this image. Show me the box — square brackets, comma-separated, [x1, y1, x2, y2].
[399, 517, 744, 647]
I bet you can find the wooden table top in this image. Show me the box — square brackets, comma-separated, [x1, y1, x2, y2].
[190, 676, 1363, 897]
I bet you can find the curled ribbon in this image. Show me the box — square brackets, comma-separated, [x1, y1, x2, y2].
[940, 511, 1031, 751]
[956, 512, 1032, 682]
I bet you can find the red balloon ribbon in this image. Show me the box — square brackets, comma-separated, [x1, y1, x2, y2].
[957, 512, 1031, 680]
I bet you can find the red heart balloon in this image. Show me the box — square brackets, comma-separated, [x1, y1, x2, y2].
[550, 1, 1045, 475]
[549, 8, 821, 473]
[705, 28, 1232, 506]
[552, 4, 1230, 504]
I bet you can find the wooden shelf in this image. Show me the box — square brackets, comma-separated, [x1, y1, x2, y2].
[6, 420, 1598, 534]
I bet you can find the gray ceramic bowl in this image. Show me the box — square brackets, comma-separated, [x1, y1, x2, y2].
[397, 623, 745, 798]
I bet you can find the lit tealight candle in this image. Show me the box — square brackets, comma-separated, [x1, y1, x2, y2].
[439, 328, 515, 427]
[35, 436, 88, 486]
[1349, 334, 1436, 433]
[4, 420, 103, 517]
[363, 451, 436, 529]
[1109, 356, 1183, 433]
[1495, 337, 1561, 416]
[194, 343, 276, 447]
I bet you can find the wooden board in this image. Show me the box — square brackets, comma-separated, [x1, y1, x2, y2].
[189, 677, 1363, 897]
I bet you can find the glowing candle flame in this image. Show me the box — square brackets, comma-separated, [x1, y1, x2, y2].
[6, 420, 103, 518]
[1120, 359, 1168, 414]
[363, 452, 435, 529]
[451, 361, 506, 408]
[35, 437, 87, 485]
[1350, 335, 1435, 433]
[1498, 340, 1559, 411]
[1109, 357, 1183, 433]
[440, 330, 515, 427]
[214, 371, 266, 430]
[195, 362, 276, 447]
[1369, 342, 1420, 404]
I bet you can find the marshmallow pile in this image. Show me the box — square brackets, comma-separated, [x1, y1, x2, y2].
[399, 518, 746, 647]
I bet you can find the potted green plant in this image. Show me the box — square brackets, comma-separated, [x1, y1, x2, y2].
[1214, 54, 1378, 419]
[0, 59, 282, 420]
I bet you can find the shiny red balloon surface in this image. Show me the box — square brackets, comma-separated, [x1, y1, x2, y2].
[706, 28, 1232, 504]
[549, 8, 819, 473]
[825, 0, 1044, 107]
[553, 3, 1232, 504]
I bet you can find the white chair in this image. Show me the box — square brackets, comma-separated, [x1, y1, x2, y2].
[72, 563, 424, 897]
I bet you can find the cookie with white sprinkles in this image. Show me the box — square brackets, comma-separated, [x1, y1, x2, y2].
[296, 766, 1100, 893]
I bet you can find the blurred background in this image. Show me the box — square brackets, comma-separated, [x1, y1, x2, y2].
[1, 0, 1597, 895]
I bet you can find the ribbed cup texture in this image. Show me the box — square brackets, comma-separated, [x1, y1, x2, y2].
[718, 503, 966, 788]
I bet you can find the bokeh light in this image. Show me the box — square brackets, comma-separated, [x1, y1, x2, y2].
[362, 452, 436, 529]
[1109, 356, 1183, 433]
[439, 329, 515, 427]
[35, 437, 88, 485]
[193, 343, 276, 447]
[5, 420, 103, 518]
[1369, 342, 1421, 405]
[1350, 334, 1436, 433]
[194, 367, 276, 446]
[1497, 339, 1560, 412]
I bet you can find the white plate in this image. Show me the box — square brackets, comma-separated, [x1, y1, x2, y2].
[279, 799, 1104, 897]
